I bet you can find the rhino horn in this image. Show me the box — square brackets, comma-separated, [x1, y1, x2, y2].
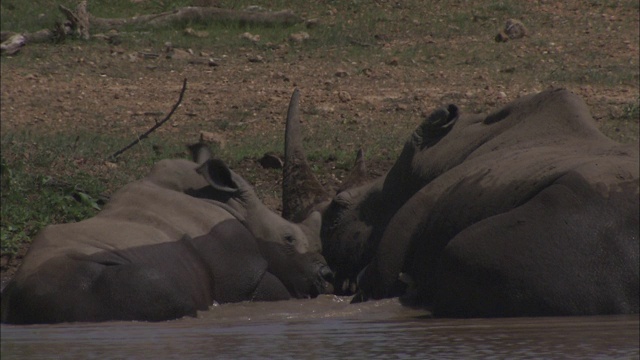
[337, 148, 368, 193]
[282, 89, 331, 222]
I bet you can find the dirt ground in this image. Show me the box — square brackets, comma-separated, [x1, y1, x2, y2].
[1, 1, 638, 285]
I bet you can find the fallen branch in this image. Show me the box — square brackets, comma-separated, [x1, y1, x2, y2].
[1, 3, 302, 55]
[90, 7, 302, 30]
[108, 78, 187, 161]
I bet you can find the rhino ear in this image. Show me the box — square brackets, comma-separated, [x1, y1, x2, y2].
[196, 159, 239, 194]
[337, 148, 368, 193]
[187, 142, 213, 165]
[414, 104, 459, 148]
[300, 210, 323, 253]
[301, 210, 322, 235]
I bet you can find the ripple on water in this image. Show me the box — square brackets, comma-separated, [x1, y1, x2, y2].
[1, 297, 638, 359]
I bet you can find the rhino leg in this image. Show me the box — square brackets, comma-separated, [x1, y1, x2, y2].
[91, 263, 200, 321]
[2, 258, 200, 324]
[251, 272, 291, 301]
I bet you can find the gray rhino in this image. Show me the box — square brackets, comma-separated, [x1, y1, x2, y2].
[283, 88, 639, 317]
[1, 145, 332, 324]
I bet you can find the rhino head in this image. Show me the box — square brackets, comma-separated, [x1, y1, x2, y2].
[193, 146, 333, 298]
[281, 89, 458, 295]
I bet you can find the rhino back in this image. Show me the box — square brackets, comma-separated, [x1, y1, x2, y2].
[14, 179, 234, 280]
[366, 89, 639, 312]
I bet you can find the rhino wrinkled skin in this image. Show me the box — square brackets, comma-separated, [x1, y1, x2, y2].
[284, 88, 639, 317]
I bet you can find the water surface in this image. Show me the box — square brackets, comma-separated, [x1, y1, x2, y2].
[2, 296, 638, 359]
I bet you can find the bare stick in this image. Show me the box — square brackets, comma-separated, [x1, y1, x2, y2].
[109, 78, 187, 161]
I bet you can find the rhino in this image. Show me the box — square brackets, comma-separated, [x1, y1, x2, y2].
[283, 88, 639, 317]
[1, 145, 333, 324]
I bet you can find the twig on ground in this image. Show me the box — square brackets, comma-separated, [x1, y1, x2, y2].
[108, 78, 187, 161]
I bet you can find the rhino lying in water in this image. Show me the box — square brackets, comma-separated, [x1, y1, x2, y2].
[284, 88, 639, 317]
[1, 145, 332, 324]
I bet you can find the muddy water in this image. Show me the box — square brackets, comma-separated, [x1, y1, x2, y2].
[1, 296, 638, 359]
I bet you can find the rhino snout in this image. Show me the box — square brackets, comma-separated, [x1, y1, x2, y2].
[313, 264, 335, 296]
[319, 265, 334, 284]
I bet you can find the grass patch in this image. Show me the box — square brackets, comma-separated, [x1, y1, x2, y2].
[599, 99, 640, 143]
[0, 129, 193, 255]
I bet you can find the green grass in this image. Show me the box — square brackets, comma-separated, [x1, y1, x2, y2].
[599, 99, 640, 143]
[0, 129, 193, 255]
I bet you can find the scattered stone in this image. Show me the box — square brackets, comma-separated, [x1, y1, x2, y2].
[338, 91, 352, 103]
[245, 5, 266, 12]
[504, 19, 527, 39]
[395, 103, 408, 111]
[184, 28, 209, 38]
[496, 19, 527, 42]
[248, 55, 264, 63]
[259, 153, 283, 169]
[127, 52, 139, 62]
[188, 58, 211, 66]
[495, 31, 509, 42]
[289, 32, 310, 43]
[305, 18, 320, 28]
[240, 32, 260, 43]
[199, 131, 226, 149]
[314, 104, 335, 114]
[192, 0, 220, 6]
[166, 48, 192, 60]
[138, 52, 160, 59]
[274, 72, 291, 81]
[111, 46, 124, 56]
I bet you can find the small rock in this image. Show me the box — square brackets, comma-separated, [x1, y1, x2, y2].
[127, 52, 139, 62]
[240, 32, 260, 43]
[166, 48, 192, 60]
[184, 27, 209, 38]
[335, 69, 349, 77]
[395, 103, 408, 111]
[495, 31, 509, 42]
[305, 18, 320, 28]
[504, 19, 527, 39]
[110, 46, 125, 55]
[338, 91, 352, 102]
[199, 131, 226, 149]
[387, 57, 399, 66]
[259, 153, 283, 169]
[105, 161, 118, 169]
[289, 32, 310, 43]
[248, 55, 264, 63]
[315, 104, 335, 114]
